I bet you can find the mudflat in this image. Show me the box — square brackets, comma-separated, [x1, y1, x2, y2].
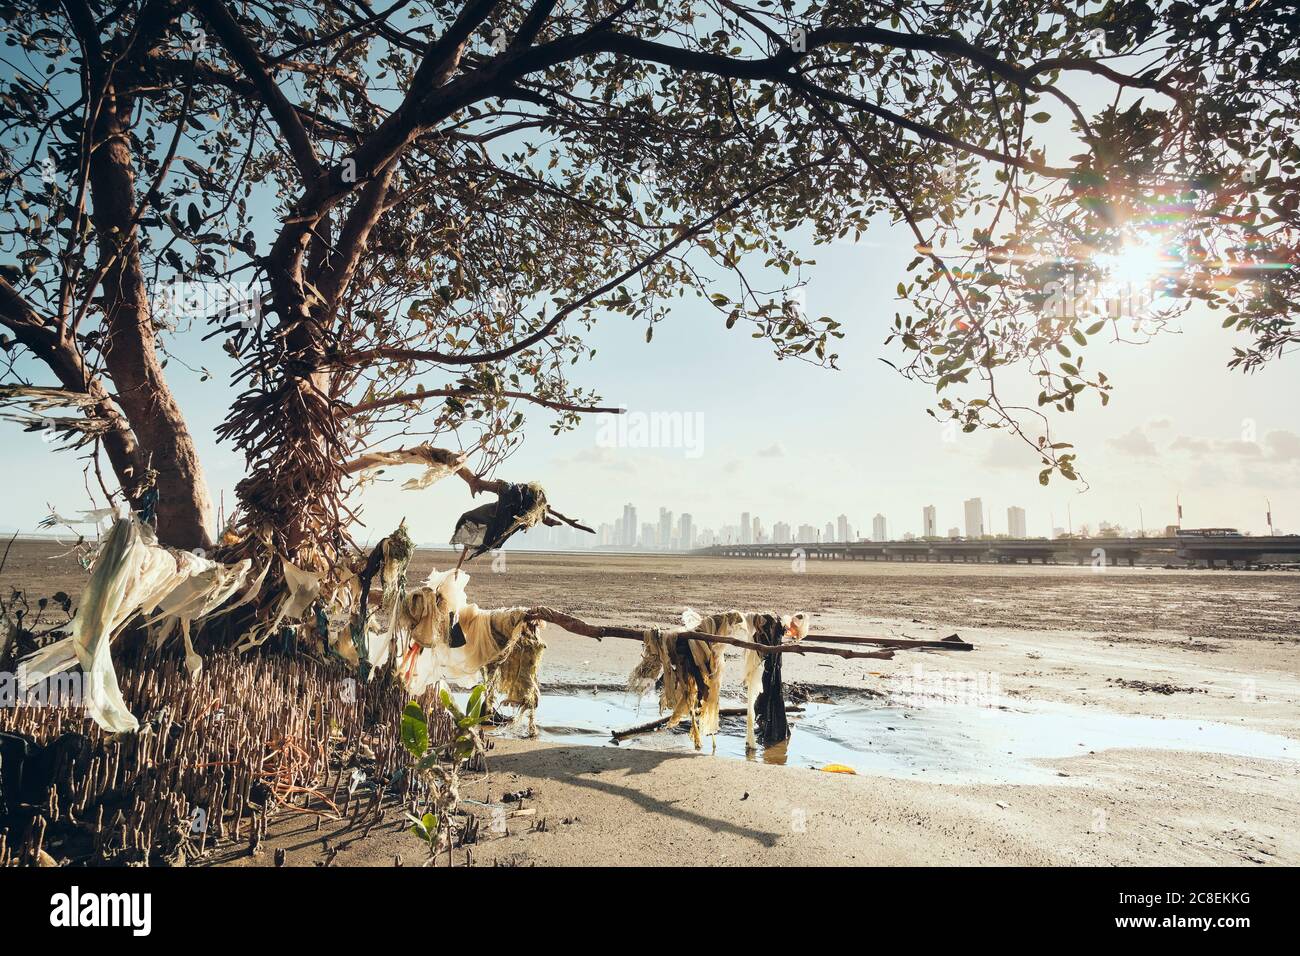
[6, 540, 1299, 866]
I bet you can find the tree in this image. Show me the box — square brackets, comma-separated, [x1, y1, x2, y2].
[1, 0, 1295, 567]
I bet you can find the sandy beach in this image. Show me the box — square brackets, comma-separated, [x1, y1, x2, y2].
[6, 542, 1299, 866]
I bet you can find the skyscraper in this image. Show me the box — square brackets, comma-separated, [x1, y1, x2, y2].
[872, 513, 887, 542]
[1007, 506, 1027, 538]
[922, 505, 937, 538]
[622, 503, 638, 547]
[963, 497, 984, 538]
[659, 507, 674, 550]
[740, 511, 752, 545]
[823, 521, 834, 542]
[836, 514, 850, 543]
[678, 513, 694, 550]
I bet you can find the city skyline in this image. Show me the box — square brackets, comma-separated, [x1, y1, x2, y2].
[500, 490, 1284, 552]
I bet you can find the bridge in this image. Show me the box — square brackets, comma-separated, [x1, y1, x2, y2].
[695, 535, 1300, 568]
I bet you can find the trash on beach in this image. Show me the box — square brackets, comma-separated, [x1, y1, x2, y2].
[14, 493, 976, 745]
[743, 611, 809, 749]
[345, 443, 466, 491]
[451, 481, 548, 562]
[19, 516, 253, 732]
[624, 609, 817, 752]
[628, 610, 738, 749]
[387, 577, 549, 734]
[819, 763, 857, 775]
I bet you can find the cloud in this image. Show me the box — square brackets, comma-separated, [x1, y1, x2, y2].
[980, 435, 1047, 471]
[1220, 439, 1262, 457]
[1169, 435, 1212, 455]
[1266, 429, 1300, 461]
[1107, 427, 1157, 457]
[556, 446, 636, 473]
[1167, 434, 1291, 460]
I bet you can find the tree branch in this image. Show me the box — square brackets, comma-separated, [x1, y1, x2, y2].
[331, 160, 817, 369]
[191, 0, 323, 178]
[341, 387, 625, 418]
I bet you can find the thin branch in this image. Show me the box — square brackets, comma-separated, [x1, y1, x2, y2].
[191, 0, 323, 178]
[332, 161, 817, 368]
[341, 387, 625, 418]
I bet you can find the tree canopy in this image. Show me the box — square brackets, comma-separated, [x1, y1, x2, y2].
[1, 0, 1296, 561]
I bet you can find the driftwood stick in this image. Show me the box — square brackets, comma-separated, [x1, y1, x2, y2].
[544, 506, 595, 535]
[522, 607, 897, 661]
[456, 466, 504, 497]
[612, 705, 805, 741]
[802, 633, 974, 652]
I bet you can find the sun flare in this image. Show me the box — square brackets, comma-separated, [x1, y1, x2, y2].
[1092, 235, 1176, 288]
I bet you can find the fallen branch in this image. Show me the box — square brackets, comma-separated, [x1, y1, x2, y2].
[522, 607, 898, 661]
[611, 704, 805, 741]
[801, 633, 974, 652]
[542, 506, 595, 535]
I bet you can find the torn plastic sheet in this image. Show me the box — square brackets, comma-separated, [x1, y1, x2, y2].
[483, 617, 546, 736]
[394, 586, 545, 735]
[450, 482, 548, 557]
[142, 550, 252, 677]
[348, 444, 466, 491]
[235, 556, 323, 654]
[627, 609, 742, 750]
[741, 612, 809, 750]
[20, 517, 256, 730]
[21, 519, 178, 732]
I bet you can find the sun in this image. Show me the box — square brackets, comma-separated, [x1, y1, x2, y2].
[1092, 234, 1176, 288]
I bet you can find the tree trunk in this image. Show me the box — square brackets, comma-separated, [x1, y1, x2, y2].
[86, 80, 214, 551]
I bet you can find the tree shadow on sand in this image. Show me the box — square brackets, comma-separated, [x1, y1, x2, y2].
[488, 743, 785, 848]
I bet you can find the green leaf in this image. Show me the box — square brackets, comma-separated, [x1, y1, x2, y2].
[440, 687, 464, 721]
[400, 702, 429, 758]
[466, 684, 485, 720]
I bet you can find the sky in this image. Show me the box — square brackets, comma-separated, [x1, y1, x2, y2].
[3, 34, 1298, 546]
[6, 213, 1296, 546]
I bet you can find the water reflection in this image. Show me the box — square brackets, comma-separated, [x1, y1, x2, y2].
[495, 688, 1299, 786]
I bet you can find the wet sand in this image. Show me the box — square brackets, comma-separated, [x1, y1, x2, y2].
[6, 541, 1299, 866]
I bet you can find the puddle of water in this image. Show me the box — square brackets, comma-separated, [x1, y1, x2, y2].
[494, 689, 1300, 785]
